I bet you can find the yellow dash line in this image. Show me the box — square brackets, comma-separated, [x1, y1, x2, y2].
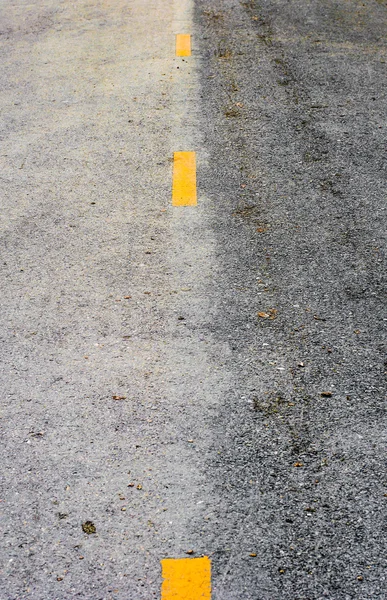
[161, 557, 211, 600]
[172, 152, 197, 207]
[176, 34, 191, 57]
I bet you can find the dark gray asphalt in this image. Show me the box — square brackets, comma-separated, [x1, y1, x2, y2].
[195, 0, 386, 598]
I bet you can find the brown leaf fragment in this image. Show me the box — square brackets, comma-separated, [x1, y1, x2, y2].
[112, 395, 126, 400]
[293, 462, 304, 467]
[185, 550, 194, 555]
[258, 308, 277, 320]
[249, 553, 257, 557]
[357, 576, 364, 581]
[124, 296, 132, 299]
[321, 391, 332, 397]
[128, 483, 135, 488]
[136, 484, 142, 490]
[82, 521, 96, 534]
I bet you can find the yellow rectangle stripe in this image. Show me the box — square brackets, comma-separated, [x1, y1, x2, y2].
[161, 557, 211, 600]
[176, 34, 191, 57]
[172, 152, 197, 206]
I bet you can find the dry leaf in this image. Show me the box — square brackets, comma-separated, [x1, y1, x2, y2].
[293, 462, 303, 467]
[321, 391, 332, 397]
[258, 309, 277, 320]
[82, 521, 96, 534]
[137, 484, 142, 490]
[249, 553, 257, 557]
[112, 395, 126, 400]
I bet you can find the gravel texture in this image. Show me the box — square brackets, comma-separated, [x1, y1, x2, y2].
[0, 0, 386, 598]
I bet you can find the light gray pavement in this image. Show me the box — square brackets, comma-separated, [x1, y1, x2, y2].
[0, 0, 386, 599]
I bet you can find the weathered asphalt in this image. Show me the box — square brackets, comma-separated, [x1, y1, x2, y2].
[195, 1, 387, 598]
[0, 0, 386, 598]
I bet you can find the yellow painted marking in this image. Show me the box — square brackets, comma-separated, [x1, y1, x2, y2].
[176, 34, 191, 57]
[161, 557, 211, 600]
[172, 152, 197, 206]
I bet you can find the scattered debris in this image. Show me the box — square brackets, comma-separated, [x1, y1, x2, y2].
[258, 308, 277, 320]
[82, 521, 96, 534]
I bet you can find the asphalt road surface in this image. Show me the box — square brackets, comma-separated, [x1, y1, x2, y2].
[0, 0, 386, 599]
